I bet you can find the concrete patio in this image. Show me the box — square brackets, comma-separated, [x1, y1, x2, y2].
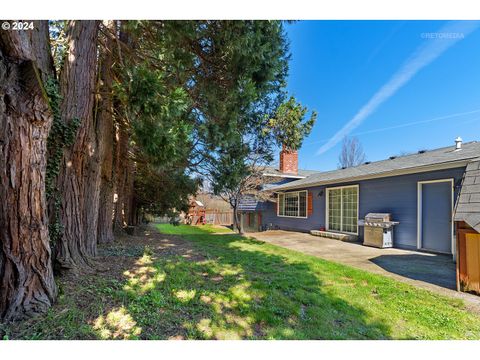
[249, 230, 480, 312]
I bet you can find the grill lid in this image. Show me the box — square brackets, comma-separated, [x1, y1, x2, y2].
[364, 213, 391, 222]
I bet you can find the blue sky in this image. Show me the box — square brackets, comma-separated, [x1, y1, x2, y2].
[283, 20, 480, 171]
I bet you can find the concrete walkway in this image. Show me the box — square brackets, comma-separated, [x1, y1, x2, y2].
[249, 230, 480, 313]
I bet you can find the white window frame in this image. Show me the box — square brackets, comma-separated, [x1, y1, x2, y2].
[325, 185, 359, 235]
[277, 190, 308, 219]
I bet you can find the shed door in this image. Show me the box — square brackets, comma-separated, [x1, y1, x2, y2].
[420, 181, 452, 254]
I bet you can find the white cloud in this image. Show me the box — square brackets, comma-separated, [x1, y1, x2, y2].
[316, 21, 480, 156]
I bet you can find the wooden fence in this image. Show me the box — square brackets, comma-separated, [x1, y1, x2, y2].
[204, 211, 233, 226]
[155, 211, 233, 226]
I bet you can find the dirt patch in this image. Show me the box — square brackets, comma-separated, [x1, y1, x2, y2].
[57, 226, 205, 287]
[1, 225, 204, 339]
[100, 226, 205, 260]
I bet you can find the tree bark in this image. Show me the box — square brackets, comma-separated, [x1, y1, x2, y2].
[232, 205, 244, 234]
[0, 23, 57, 321]
[54, 20, 100, 270]
[113, 120, 129, 232]
[112, 22, 138, 233]
[96, 21, 116, 244]
[124, 160, 136, 225]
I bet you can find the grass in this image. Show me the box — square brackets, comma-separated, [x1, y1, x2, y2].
[2, 224, 480, 339]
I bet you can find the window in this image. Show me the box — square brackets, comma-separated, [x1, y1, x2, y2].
[299, 191, 307, 217]
[278, 190, 308, 218]
[326, 185, 358, 234]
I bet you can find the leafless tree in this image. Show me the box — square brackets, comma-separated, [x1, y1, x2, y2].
[338, 136, 366, 168]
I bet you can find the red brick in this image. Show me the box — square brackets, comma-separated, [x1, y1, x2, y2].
[279, 147, 298, 175]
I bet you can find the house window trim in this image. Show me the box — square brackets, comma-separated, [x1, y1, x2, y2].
[325, 184, 359, 235]
[277, 190, 308, 219]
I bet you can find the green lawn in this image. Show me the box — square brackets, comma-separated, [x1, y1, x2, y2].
[2, 224, 480, 340]
[151, 224, 480, 339]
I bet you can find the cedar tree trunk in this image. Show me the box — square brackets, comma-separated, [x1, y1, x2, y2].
[0, 23, 57, 321]
[113, 121, 129, 232]
[54, 20, 100, 270]
[96, 21, 116, 244]
[124, 160, 136, 226]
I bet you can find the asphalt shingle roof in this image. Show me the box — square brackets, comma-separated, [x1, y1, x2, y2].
[238, 195, 268, 211]
[262, 166, 320, 178]
[454, 158, 480, 232]
[271, 141, 480, 191]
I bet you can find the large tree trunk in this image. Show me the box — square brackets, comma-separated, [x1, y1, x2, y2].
[127, 188, 139, 226]
[96, 21, 116, 244]
[0, 23, 57, 321]
[82, 85, 102, 256]
[124, 160, 136, 225]
[113, 120, 129, 232]
[54, 20, 100, 270]
[112, 23, 136, 233]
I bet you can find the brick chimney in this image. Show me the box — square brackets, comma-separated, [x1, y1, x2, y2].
[279, 145, 298, 175]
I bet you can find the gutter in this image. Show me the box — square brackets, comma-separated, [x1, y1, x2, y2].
[269, 159, 472, 192]
[262, 173, 306, 179]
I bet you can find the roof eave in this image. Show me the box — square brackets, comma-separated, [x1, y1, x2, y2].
[269, 159, 472, 192]
[262, 172, 306, 179]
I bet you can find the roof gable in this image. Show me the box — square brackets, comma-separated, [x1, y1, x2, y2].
[454, 159, 480, 232]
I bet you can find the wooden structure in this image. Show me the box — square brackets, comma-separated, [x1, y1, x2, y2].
[454, 159, 480, 295]
[186, 200, 206, 225]
[456, 222, 480, 294]
[186, 199, 233, 226]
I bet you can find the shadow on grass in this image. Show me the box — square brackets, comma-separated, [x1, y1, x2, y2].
[1, 225, 392, 340]
[107, 225, 392, 340]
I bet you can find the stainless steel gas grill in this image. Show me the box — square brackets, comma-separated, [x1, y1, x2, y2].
[358, 213, 399, 248]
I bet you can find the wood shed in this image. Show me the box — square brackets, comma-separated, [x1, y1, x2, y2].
[454, 159, 480, 295]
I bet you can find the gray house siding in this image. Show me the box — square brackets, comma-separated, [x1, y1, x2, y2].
[261, 167, 465, 250]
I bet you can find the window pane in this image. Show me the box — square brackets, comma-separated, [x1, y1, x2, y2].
[278, 194, 285, 216]
[328, 189, 342, 231]
[341, 187, 358, 233]
[299, 191, 307, 217]
[284, 192, 299, 217]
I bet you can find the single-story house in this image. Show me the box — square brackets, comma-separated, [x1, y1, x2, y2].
[239, 138, 480, 259]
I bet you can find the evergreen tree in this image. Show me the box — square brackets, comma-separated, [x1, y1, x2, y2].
[118, 21, 291, 221]
[0, 19, 298, 320]
[209, 96, 317, 233]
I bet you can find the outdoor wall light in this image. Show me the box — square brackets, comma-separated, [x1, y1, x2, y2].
[318, 190, 324, 197]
